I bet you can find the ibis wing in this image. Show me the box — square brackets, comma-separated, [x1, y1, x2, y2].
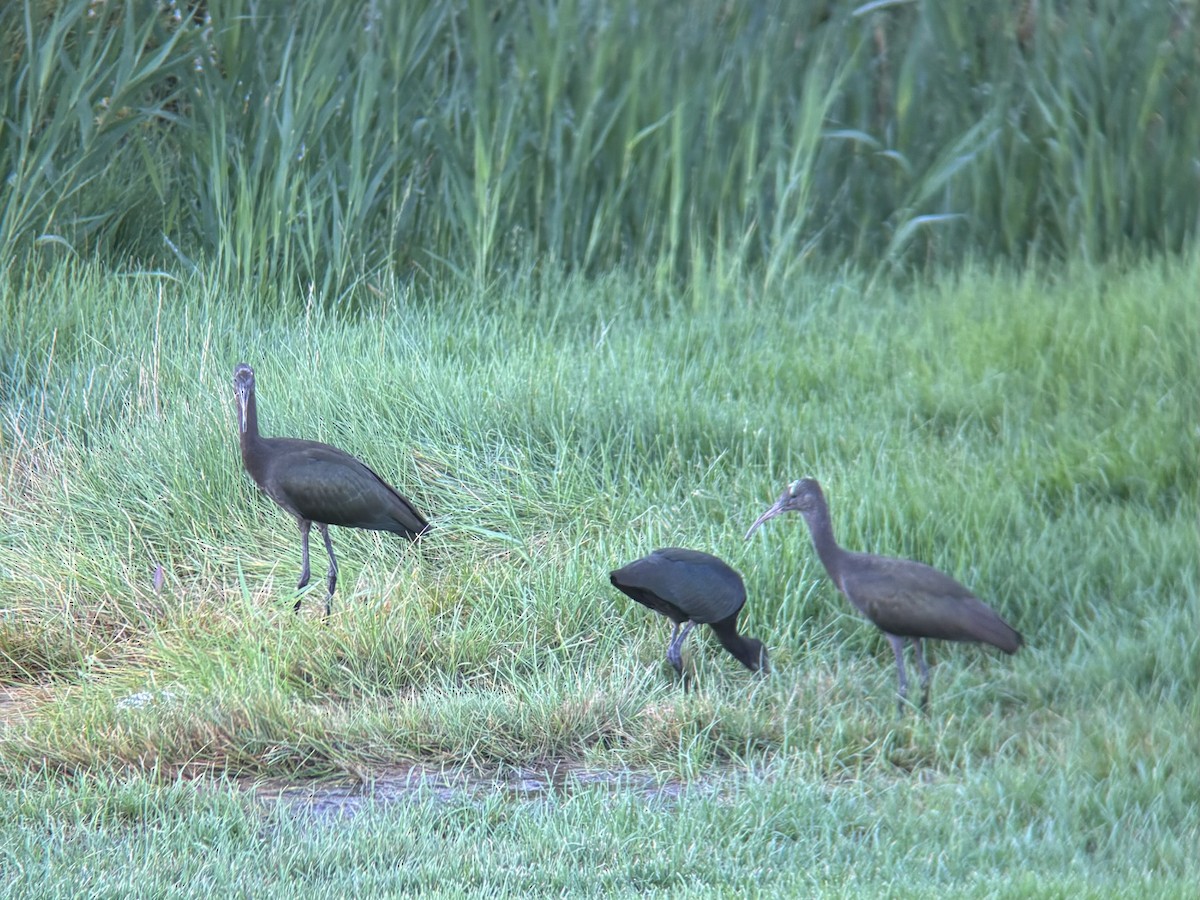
[611, 548, 745, 624]
[840, 554, 1020, 651]
[265, 444, 427, 534]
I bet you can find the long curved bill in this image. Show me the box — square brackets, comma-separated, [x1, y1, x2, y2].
[237, 387, 249, 434]
[744, 494, 789, 540]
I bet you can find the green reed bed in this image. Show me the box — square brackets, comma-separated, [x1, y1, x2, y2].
[3, 0, 1198, 292]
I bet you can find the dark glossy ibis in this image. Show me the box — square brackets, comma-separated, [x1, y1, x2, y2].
[745, 478, 1021, 711]
[609, 548, 768, 677]
[233, 362, 429, 615]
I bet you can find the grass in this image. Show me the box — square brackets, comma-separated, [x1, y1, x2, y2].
[0, 758, 1195, 896]
[2, 3, 1196, 891]
[3, 0, 1199, 289]
[0, 255, 1196, 893]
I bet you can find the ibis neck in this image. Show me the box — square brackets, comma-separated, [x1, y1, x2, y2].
[803, 502, 846, 586]
[239, 391, 267, 464]
[710, 618, 762, 671]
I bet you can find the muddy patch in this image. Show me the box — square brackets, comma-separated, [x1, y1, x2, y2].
[0, 685, 54, 727]
[253, 761, 695, 820]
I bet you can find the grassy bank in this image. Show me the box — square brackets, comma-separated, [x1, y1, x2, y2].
[0, 256, 1196, 892]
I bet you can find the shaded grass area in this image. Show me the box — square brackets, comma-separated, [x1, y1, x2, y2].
[0, 257, 1197, 891]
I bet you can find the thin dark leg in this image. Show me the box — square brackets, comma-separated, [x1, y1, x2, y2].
[887, 634, 909, 715]
[295, 520, 312, 613]
[912, 638, 931, 711]
[666, 621, 697, 676]
[318, 523, 338, 617]
[663, 622, 681, 672]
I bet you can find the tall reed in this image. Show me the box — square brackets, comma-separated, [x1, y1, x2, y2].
[1, 0, 1196, 296]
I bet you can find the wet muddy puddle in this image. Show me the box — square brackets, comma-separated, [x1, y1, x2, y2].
[253, 762, 698, 820]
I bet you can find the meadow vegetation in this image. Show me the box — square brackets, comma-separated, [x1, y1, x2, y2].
[1, 258, 1195, 894]
[1, 0, 1198, 895]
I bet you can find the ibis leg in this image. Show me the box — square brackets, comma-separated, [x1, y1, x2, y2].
[666, 621, 697, 675]
[887, 633, 909, 714]
[912, 638, 931, 710]
[664, 622, 681, 674]
[295, 520, 313, 613]
[317, 523, 338, 617]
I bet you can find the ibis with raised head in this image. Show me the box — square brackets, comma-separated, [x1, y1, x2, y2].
[746, 478, 1020, 711]
[233, 362, 429, 616]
